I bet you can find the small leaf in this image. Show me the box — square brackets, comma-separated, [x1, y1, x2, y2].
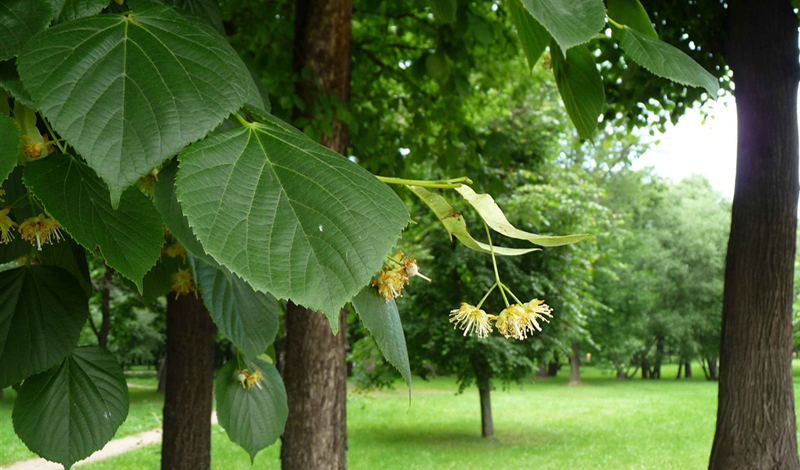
[192, 257, 279, 361]
[24, 154, 163, 291]
[617, 26, 719, 97]
[508, 0, 550, 69]
[176, 114, 409, 327]
[13, 346, 129, 469]
[215, 357, 288, 462]
[606, 0, 657, 38]
[49, 0, 110, 23]
[351, 286, 411, 391]
[454, 185, 587, 246]
[519, 0, 605, 52]
[408, 186, 538, 256]
[0, 113, 19, 183]
[429, 0, 457, 24]
[425, 50, 451, 84]
[0, 266, 88, 388]
[17, 6, 262, 206]
[551, 40, 604, 140]
[0, 0, 53, 61]
[0, 59, 34, 107]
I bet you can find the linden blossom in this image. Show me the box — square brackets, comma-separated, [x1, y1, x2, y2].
[171, 267, 195, 299]
[18, 213, 63, 250]
[373, 250, 431, 302]
[0, 207, 17, 244]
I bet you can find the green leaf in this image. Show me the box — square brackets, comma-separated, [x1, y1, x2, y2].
[519, 0, 605, 52]
[425, 50, 451, 84]
[0, 266, 88, 388]
[39, 237, 93, 297]
[0, 113, 19, 183]
[454, 185, 587, 246]
[508, 0, 550, 69]
[13, 346, 129, 469]
[175, 115, 409, 327]
[49, 0, 110, 23]
[215, 357, 288, 462]
[0, 0, 53, 61]
[551, 41, 604, 140]
[170, 0, 225, 34]
[351, 286, 411, 391]
[429, 0, 457, 24]
[17, 6, 262, 207]
[0, 167, 35, 263]
[24, 154, 163, 291]
[192, 257, 279, 361]
[136, 254, 185, 304]
[606, 0, 657, 38]
[617, 26, 720, 97]
[0, 59, 34, 107]
[408, 186, 538, 256]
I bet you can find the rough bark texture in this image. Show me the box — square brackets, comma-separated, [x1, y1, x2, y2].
[568, 342, 580, 386]
[709, 2, 800, 468]
[281, 304, 347, 470]
[478, 384, 494, 438]
[161, 294, 216, 470]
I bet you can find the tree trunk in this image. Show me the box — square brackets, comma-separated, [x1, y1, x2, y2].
[281, 0, 352, 467]
[535, 362, 549, 378]
[161, 294, 216, 470]
[710, 2, 800, 468]
[676, 362, 683, 379]
[157, 353, 167, 394]
[708, 357, 718, 381]
[685, 361, 692, 379]
[547, 351, 560, 377]
[281, 304, 347, 470]
[652, 334, 663, 379]
[568, 341, 580, 386]
[641, 358, 650, 379]
[89, 266, 114, 348]
[478, 384, 494, 438]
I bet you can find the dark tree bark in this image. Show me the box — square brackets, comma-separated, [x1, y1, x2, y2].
[707, 357, 718, 381]
[641, 358, 650, 379]
[547, 351, 561, 377]
[676, 362, 683, 379]
[685, 361, 692, 379]
[161, 294, 216, 470]
[281, 304, 347, 470]
[478, 384, 494, 438]
[568, 342, 580, 386]
[281, 0, 352, 468]
[652, 334, 663, 379]
[709, 2, 800, 469]
[535, 362, 549, 378]
[89, 266, 114, 349]
[157, 353, 167, 394]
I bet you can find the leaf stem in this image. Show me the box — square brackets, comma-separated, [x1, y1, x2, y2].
[42, 118, 67, 154]
[476, 282, 497, 309]
[376, 175, 473, 189]
[607, 17, 624, 30]
[232, 112, 251, 127]
[484, 221, 509, 307]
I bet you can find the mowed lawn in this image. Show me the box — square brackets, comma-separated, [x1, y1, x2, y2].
[5, 362, 800, 469]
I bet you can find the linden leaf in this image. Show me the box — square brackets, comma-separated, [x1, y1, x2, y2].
[0, 0, 53, 61]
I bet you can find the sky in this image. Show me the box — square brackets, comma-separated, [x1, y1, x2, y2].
[632, 96, 738, 200]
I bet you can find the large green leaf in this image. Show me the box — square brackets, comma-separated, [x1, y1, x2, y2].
[455, 185, 587, 246]
[170, 0, 224, 34]
[175, 115, 409, 327]
[39, 237, 93, 297]
[24, 154, 163, 291]
[508, 0, 550, 70]
[215, 357, 288, 462]
[0, 0, 53, 61]
[17, 6, 261, 207]
[519, 0, 604, 52]
[0, 59, 34, 107]
[606, 0, 657, 38]
[0, 266, 88, 388]
[13, 346, 129, 469]
[617, 26, 719, 97]
[351, 286, 411, 391]
[429, 0, 457, 24]
[193, 257, 279, 361]
[408, 186, 538, 256]
[0, 113, 19, 183]
[49, 0, 110, 22]
[551, 41, 604, 140]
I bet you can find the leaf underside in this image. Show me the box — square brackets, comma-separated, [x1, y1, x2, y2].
[519, 0, 605, 52]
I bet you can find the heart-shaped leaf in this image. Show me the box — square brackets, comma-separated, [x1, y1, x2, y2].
[0, 266, 88, 388]
[17, 6, 261, 206]
[176, 115, 409, 328]
[519, 0, 605, 52]
[0, 0, 53, 61]
[24, 153, 163, 291]
[508, 0, 550, 69]
[13, 346, 129, 469]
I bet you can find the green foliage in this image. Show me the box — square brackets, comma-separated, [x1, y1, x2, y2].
[0, 60, 34, 107]
[428, 0, 456, 24]
[0, 266, 88, 388]
[0, 0, 53, 60]
[12, 346, 129, 469]
[0, 113, 19, 182]
[17, 5, 260, 205]
[49, 0, 109, 23]
[605, 0, 657, 38]
[215, 357, 288, 462]
[550, 41, 604, 140]
[508, 0, 550, 69]
[25, 154, 164, 290]
[176, 115, 409, 325]
[519, 0, 605, 52]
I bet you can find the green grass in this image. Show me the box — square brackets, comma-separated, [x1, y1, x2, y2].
[3, 362, 797, 469]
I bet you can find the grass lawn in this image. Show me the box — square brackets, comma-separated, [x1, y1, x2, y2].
[4, 362, 800, 469]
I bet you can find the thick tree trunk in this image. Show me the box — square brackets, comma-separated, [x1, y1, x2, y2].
[157, 353, 167, 394]
[478, 384, 494, 438]
[281, 304, 347, 470]
[709, 2, 800, 469]
[161, 294, 216, 470]
[281, 0, 352, 468]
[685, 361, 692, 379]
[568, 342, 580, 386]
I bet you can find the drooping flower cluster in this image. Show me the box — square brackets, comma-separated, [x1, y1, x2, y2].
[170, 267, 195, 298]
[373, 251, 430, 302]
[18, 213, 63, 250]
[0, 207, 18, 244]
[450, 299, 553, 340]
[449, 303, 493, 338]
[237, 367, 265, 390]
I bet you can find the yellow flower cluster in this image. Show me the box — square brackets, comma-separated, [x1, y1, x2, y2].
[450, 299, 553, 340]
[17, 213, 63, 250]
[373, 251, 430, 302]
[0, 207, 18, 244]
[170, 267, 195, 298]
[237, 367, 265, 390]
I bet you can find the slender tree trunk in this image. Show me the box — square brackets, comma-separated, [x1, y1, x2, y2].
[652, 334, 663, 379]
[568, 341, 580, 386]
[281, 0, 352, 468]
[676, 362, 683, 379]
[708, 357, 718, 381]
[161, 294, 216, 470]
[535, 362, 549, 378]
[478, 384, 494, 438]
[641, 358, 650, 379]
[685, 361, 692, 379]
[281, 304, 347, 470]
[709, 2, 800, 468]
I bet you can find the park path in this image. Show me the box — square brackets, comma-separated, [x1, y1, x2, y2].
[1, 412, 218, 470]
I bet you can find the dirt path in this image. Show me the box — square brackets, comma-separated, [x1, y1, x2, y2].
[1, 412, 218, 470]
